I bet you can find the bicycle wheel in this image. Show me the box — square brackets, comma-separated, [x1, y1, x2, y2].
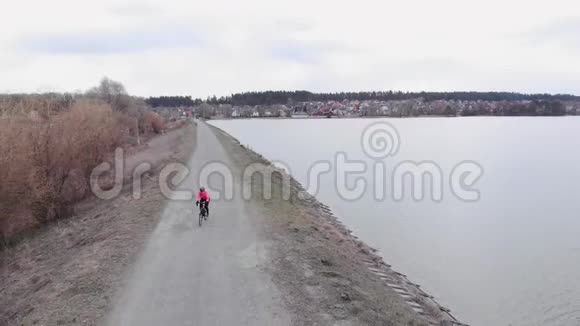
[199, 211, 203, 227]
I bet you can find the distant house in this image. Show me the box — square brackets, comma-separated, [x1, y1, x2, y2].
[380, 106, 391, 115]
[331, 102, 344, 110]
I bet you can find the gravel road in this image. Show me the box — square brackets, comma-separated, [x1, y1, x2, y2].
[106, 122, 291, 326]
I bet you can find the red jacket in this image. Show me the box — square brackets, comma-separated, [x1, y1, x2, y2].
[196, 191, 210, 202]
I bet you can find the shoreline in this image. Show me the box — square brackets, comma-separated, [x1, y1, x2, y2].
[208, 114, 577, 121]
[209, 122, 467, 326]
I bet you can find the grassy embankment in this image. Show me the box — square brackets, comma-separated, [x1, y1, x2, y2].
[209, 124, 435, 326]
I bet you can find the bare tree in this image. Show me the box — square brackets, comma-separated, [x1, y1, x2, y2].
[197, 103, 214, 119]
[219, 104, 233, 118]
[86, 77, 131, 112]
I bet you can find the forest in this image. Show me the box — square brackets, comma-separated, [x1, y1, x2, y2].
[146, 91, 579, 107]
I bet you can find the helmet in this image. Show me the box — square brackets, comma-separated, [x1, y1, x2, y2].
[200, 187, 205, 192]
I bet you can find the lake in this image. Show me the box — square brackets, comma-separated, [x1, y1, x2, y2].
[210, 117, 580, 326]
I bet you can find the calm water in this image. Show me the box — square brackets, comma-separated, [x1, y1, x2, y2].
[211, 117, 580, 326]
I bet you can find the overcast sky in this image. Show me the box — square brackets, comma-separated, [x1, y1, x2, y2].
[1, 0, 579, 97]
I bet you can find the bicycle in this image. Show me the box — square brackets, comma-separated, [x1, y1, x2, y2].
[198, 203, 208, 227]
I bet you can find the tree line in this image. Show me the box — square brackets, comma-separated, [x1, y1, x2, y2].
[461, 100, 567, 116]
[145, 96, 203, 108]
[146, 91, 579, 107]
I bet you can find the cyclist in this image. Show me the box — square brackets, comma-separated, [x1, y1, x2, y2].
[195, 187, 211, 219]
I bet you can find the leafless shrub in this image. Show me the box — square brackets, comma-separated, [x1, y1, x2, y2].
[0, 99, 121, 239]
[0, 78, 186, 242]
[143, 111, 165, 134]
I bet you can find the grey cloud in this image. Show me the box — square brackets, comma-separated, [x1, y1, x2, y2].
[17, 24, 202, 55]
[109, 3, 163, 17]
[244, 19, 353, 64]
[270, 20, 314, 34]
[520, 18, 580, 50]
[268, 40, 324, 64]
[267, 38, 355, 64]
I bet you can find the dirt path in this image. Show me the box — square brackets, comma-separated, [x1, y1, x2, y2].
[106, 122, 291, 325]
